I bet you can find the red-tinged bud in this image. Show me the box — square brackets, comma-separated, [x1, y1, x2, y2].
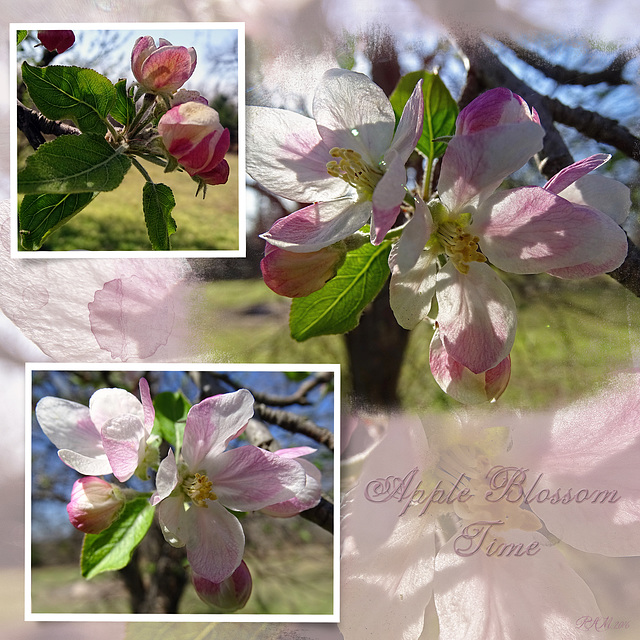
[261, 243, 346, 298]
[66, 477, 124, 534]
[158, 102, 230, 186]
[131, 36, 196, 94]
[455, 88, 540, 136]
[192, 561, 252, 612]
[37, 30, 75, 54]
[429, 329, 511, 404]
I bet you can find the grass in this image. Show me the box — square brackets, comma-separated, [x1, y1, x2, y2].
[31, 541, 333, 615]
[194, 273, 640, 411]
[20, 154, 240, 252]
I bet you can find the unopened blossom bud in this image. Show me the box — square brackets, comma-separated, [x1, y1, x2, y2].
[37, 30, 75, 54]
[67, 477, 124, 534]
[429, 329, 511, 404]
[158, 102, 230, 186]
[261, 243, 346, 297]
[131, 36, 196, 94]
[455, 87, 540, 136]
[192, 561, 252, 612]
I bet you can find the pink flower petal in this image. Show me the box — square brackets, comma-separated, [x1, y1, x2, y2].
[435, 261, 516, 374]
[371, 149, 407, 244]
[389, 246, 437, 330]
[556, 174, 631, 225]
[138, 378, 155, 434]
[387, 78, 424, 161]
[543, 153, 610, 195]
[89, 388, 144, 430]
[58, 450, 113, 476]
[247, 106, 350, 203]
[504, 372, 640, 557]
[429, 329, 511, 403]
[205, 445, 307, 511]
[35, 397, 102, 455]
[181, 389, 254, 469]
[151, 448, 179, 506]
[88, 275, 176, 361]
[473, 187, 604, 274]
[0, 203, 195, 363]
[391, 197, 435, 273]
[101, 414, 146, 482]
[434, 530, 601, 640]
[260, 458, 322, 517]
[455, 88, 540, 136]
[260, 199, 371, 252]
[546, 206, 628, 278]
[438, 121, 544, 213]
[313, 68, 396, 166]
[184, 500, 245, 584]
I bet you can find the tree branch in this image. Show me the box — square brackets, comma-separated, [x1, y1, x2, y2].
[497, 36, 636, 86]
[17, 101, 80, 150]
[254, 402, 335, 451]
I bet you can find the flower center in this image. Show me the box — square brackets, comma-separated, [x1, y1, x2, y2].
[184, 473, 217, 507]
[326, 147, 383, 196]
[434, 220, 487, 275]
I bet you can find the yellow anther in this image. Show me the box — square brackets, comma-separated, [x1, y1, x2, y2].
[184, 473, 218, 507]
[326, 146, 383, 196]
[436, 221, 486, 274]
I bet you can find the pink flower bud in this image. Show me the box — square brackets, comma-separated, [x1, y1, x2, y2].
[37, 30, 75, 54]
[131, 36, 196, 94]
[261, 243, 346, 297]
[158, 102, 231, 185]
[192, 561, 252, 612]
[429, 329, 511, 404]
[67, 477, 124, 534]
[455, 88, 540, 136]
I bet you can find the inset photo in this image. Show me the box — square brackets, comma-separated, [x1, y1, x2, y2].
[13, 23, 245, 256]
[26, 365, 338, 621]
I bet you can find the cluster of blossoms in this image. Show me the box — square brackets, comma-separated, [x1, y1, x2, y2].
[35, 380, 321, 611]
[248, 70, 630, 403]
[130, 35, 231, 189]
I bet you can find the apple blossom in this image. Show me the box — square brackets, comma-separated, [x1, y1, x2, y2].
[150, 389, 308, 583]
[341, 371, 640, 640]
[390, 88, 630, 380]
[158, 101, 231, 186]
[192, 561, 253, 612]
[37, 30, 75, 54]
[247, 68, 424, 252]
[131, 36, 196, 95]
[35, 378, 155, 482]
[67, 476, 125, 534]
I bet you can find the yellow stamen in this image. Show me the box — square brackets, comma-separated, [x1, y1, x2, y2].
[326, 147, 383, 196]
[184, 473, 217, 507]
[436, 221, 487, 274]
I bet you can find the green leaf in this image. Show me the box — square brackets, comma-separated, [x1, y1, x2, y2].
[152, 391, 190, 451]
[21, 62, 116, 135]
[142, 182, 177, 251]
[290, 241, 391, 341]
[18, 133, 131, 194]
[390, 71, 458, 160]
[19, 192, 97, 250]
[17, 30, 28, 46]
[111, 79, 136, 127]
[81, 497, 155, 579]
